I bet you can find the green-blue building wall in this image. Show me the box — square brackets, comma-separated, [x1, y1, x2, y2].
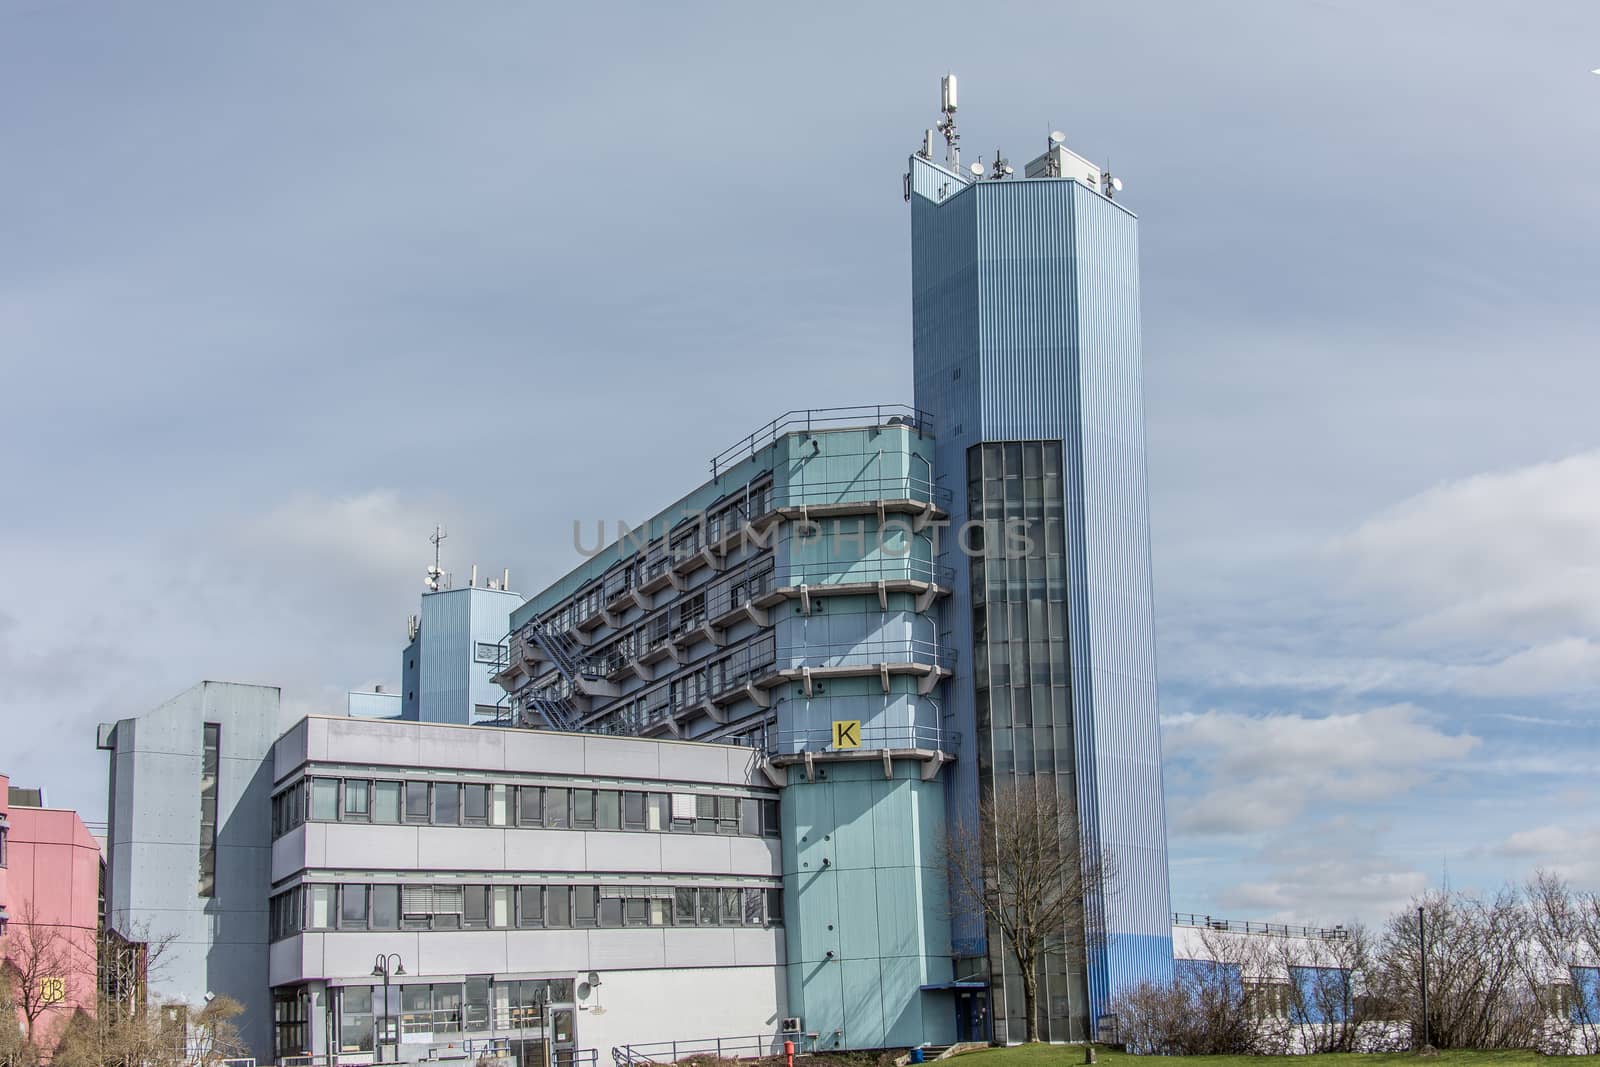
[781, 761, 956, 1050]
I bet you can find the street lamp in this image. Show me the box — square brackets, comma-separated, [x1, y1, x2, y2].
[372, 953, 405, 1064]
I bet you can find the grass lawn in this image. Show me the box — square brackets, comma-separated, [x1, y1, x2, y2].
[949, 1047, 1600, 1067]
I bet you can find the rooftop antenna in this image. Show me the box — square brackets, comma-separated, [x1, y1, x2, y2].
[936, 73, 960, 168]
[426, 525, 448, 592]
[919, 129, 935, 159]
[1102, 158, 1123, 199]
[1046, 130, 1066, 177]
[990, 148, 1013, 180]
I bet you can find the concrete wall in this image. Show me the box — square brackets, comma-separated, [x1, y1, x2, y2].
[104, 681, 295, 1063]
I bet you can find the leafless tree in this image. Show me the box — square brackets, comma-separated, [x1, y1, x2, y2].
[0, 981, 39, 1067]
[1521, 871, 1600, 1054]
[1372, 888, 1539, 1049]
[0, 901, 79, 1046]
[945, 777, 1113, 1042]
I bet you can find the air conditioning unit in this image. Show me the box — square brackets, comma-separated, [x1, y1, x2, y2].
[780, 1018, 803, 1034]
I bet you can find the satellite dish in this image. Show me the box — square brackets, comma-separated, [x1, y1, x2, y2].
[969, 162, 984, 176]
[1110, 177, 1123, 192]
[1049, 130, 1066, 144]
[1003, 165, 1015, 175]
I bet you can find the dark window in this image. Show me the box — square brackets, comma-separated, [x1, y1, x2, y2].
[573, 886, 597, 928]
[517, 786, 542, 827]
[762, 798, 781, 837]
[675, 888, 696, 925]
[595, 791, 620, 830]
[340, 885, 368, 929]
[694, 795, 716, 834]
[274, 986, 310, 1060]
[717, 796, 740, 835]
[463, 887, 488, 929]
[766, 888, 784, 925]
[198, 723, 220, 897]
[622, 791, 647, 830]
[572, 790, 595, 829]
[698, 887, 718, 926]
[546, 887, 571, 928]
[625, 896, 650, 927]
[744, 887, 765, 925]
[405, 782, 430, 823]
[518, 886, 543, 929]
[462, 784, 488, 826]
[433, 784, 461, 825]
[599, 895, 623, 928]
[371, 885, 399, 930]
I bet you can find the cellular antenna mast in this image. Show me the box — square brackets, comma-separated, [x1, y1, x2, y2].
[936, 73, 960, 168]
[426, 525, 448, 592]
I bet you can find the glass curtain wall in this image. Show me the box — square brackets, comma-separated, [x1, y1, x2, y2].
[966, 441, 1088, 1042]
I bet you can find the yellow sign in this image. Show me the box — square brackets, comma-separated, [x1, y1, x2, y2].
[39, 977, 65, 1005]
[831, 720, 861, 749]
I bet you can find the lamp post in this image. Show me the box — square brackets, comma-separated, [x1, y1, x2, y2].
[1417, 907, 1430, 1049]
[372, 953, 405, 1064]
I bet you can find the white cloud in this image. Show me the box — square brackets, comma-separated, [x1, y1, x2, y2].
[1164, 704, 1479, 835]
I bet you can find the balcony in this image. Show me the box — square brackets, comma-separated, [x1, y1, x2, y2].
[766, 722, 960, 782]
[709, 405, 935, 477]
[761, 558, 954, 613]
[754, 638, 955, 696]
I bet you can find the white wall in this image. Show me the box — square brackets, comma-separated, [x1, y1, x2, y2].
[574, 965, 787, 1055]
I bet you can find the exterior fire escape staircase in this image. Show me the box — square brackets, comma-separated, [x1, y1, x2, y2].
[518, 619, 592, 732]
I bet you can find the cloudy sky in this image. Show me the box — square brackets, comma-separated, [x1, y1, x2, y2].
[3, 1, 1598, 927]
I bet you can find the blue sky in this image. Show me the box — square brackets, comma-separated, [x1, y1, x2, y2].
[3, 1, 1598, 927]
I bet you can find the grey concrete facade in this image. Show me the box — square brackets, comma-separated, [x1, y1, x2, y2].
[100, 681, 299, 1062]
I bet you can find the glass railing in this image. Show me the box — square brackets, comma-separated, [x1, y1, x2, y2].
[777, 558, 954, 587]
[709, 405, 936, 476]
[781, 637, 956, 672]
[770, 723, 958, 756]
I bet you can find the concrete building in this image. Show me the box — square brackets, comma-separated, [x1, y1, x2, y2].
[99, 681, 296, 1061]
[267, 716, 784, 1065]
[0, 773, 103, 1054]
[402, 578, 522, 725]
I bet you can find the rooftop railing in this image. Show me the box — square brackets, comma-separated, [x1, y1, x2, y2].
[770, 723, 958, 757]
[777, 558, 955, 587]
[780, 637, 957, 672]
[709, 405, 935, 476]
[1174, 912, 1352, 942]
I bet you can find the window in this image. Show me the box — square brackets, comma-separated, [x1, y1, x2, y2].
[0, 821, 8, 868]
[762, 798, 780, 837]
[371, 885, 399, 930]
[274, 986, 310, 1060]
[572, 790, 595, 829]
[697, 888, 717, 926]
[338, 987, 374, 1054]
[675, 888, 696, 925]
[599, 894, 623, 928]
[270, 887, 303, 941]
[596, 790, 620, 831]
[307, 884, 337, 930]
[695, 795, 716, 834]
[517, 786, 541, 827]
[717, 796, 740, 835]
[546, 886, 571, 928]
[463, 886, 488, 929]
[518, 886, 543, 928]
[744, 887, 765, 925]
[433, 784, 461, 825]
[311, 778, 339, 821]
[464, 976, 491, 1032]
[405, 782, 430, 824]
[344, 780, 371, 819]
[766, 888, 784, 926]
[198, 723, 220, 897]
[573, 886, 597, 928]
[545, 788, 569, 828]
[340, 885, 369, 929]
[623, 792, 647, 830]
[721, 887, 742, 925]
[374, 781, 402, 823]
[625, 895, 650, 927]
[741, 798, 760, 836]
[491, 784, 509, 826]
[462, 784, 488, 826]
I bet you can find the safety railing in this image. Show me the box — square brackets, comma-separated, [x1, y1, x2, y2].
[780, 638, 957, 672]
[776, 558, 955, 587]
[612, 1033, 800, 1066]
[1174, 912, 1351, 942]
[778, 473, 951, 510]
[710, 405, 935, 475]
[770, 724, 959, 756]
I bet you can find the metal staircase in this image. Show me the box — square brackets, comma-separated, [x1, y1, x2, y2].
[516, 619, 594, 732]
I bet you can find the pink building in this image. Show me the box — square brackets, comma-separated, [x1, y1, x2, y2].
[0, 773, 102, 1055]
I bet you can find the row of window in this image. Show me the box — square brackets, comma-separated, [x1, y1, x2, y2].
[269, 881, 783, 940]
[527, 632, 778, 729]
[272, 777, 779, 840]
[582, 558, 777, 677]
[333, 979, 578, 1055]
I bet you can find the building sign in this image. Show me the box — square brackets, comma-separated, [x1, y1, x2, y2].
[39, 977, 65, 1005]
[831, 720, 861, 749]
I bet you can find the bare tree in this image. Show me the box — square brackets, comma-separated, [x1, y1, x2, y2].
[0, 981, 39, 1067]
[0, 901, 79, 1046]
[1373, 889, 1539, 1050]
[1521, 871, 1600, 1055]
[945, 777, 1113, 1042]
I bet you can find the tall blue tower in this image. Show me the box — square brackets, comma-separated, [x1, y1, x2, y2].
[909, 78, 1173, 1042]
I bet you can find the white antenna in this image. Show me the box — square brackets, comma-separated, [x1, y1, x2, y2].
[920, 129, 935, 159]
[968, 160, 984, 177]
[990, 148, 1013, 180]
[425, 525, 448, 591]
[1044, 132, 1066, 177]
[1049, 130, 1066, 145]
[936, 73, 961, 167]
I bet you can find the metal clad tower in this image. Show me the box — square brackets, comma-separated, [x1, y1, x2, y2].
[909, 92, 1173, 1041]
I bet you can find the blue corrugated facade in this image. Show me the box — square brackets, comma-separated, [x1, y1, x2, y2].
[910, 154, 1174, 1040]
